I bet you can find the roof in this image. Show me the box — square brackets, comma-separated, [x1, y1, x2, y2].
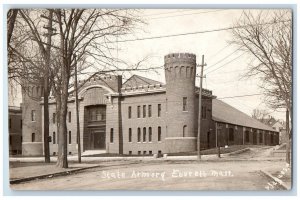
[122, 75, 163, 88]
[212, 99, 276, 132]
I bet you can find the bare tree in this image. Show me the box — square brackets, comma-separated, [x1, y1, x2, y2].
[50, 9, 145, 168]
[251, 109, 269, 122]
[231, 10, 292, 164]
[8, 9, 57, 163]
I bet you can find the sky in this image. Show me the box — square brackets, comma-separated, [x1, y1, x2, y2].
[8, 8, 289, 121]
[114, 9, 288, 120]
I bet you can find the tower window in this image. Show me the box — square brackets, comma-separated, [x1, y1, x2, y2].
[110, 128, 114, 143]
[53, 113, 56, 124]
[137, 128, 141, 142]
[68, 111, 71, 123]
[53, 132, 56, 144]
[158, 126, 161, 142]
[143, 127, 146, 142]
[128, 106, 132, 119]
[143, 105, 146, 118]
[137, 106, 141, 118]
[9, 118, 11, 129]
[129, 128, 132, 142]
[183, 125, 187, 137]
[183, 97, 187, 111]
[158, 104, 161, 117]
[148, 105, 152, 117]
[20, 119, 22, 129]
[69, 131, 71, 144]
[32, 133, 35, 142]
[31, 110, 36, 121]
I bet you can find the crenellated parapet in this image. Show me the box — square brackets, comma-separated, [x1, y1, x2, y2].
[120, 83, 166, 96]
[164, 53, 196, 83]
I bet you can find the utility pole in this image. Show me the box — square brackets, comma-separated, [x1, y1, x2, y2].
[74, 54, 81, 163]
[197, 55, 206, 160]
[42, 9, 54, 163]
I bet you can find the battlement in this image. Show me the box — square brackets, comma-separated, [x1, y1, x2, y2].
[164, 53, 196, 62]
[78, 74, 118, 85]
[120, 83, 165, 94]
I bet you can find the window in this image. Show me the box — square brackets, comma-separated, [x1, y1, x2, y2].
[129, 128, 132, 142]
[143, 105, 146, 118]
[201, 106, 207, 119]
[245, 131, 250, 143]
[129, 151, 132, 155]
[148, 105, 152, 117]
[68, 112, 71, 123]
[143, 151, 147, 155]
[143, 127, 146, 142]
[271, 134, 274, 144]
[69, 131, 71, 144]
[53, 113, 56, 124]
[259, 132, 263, 143]
[128, 106, 132, 119]
[32, 133, 35, 142]
[149, 151, 152, 155]
[149, 127, 152, 142]
[9, 118, 11, 129]
[9, 135, 12, 145]
[31, 110, 36, 121]
[20, 120, 22, 129]
[137, 106, 141, 118]
[138, 151, 141, 155]
[229, 128, 234, 142]
[158, 104, 161, 117]
[183, 97, 187, 111]
[158, 126, 161, 142]
[183, 125, 187, 137]
[53, 132, 56, 144]
[137, 128, 141, 142]
[110, 128, 114, 143]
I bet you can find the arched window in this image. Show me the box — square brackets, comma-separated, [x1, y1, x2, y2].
[143, 127, 146, 142]
[53, 132, 56, 144]
[149, 127, 152, 142]
[137, 128, 141, 142]
[158, 126, 161, 142]
[69, 131, 71, 144]
[128, 128, 132, 142]
[31, 133, 35, 142]
[183, 125, 187, 137]
[110, 128, 114, 143]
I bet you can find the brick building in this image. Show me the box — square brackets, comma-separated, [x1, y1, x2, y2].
[20, 53, 279, 156]
[9, 106, 22, 155]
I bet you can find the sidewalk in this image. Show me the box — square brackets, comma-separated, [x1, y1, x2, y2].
[10, 163, 101, 184]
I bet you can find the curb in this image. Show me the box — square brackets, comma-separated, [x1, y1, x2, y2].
[259, 170, 289, 190]
[223, 148, 251, 156]
[10, 165, 102, 184]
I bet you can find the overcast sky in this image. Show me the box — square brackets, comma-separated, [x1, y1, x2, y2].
[9, 8, 288, 120]
[115, 9, 287, 120]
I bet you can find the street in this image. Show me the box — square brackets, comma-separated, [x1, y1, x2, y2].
[10, 159, 288, 190]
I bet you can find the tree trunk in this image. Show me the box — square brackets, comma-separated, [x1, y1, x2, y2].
[7, 9, 18, 45]
[286, 109, 291, 165]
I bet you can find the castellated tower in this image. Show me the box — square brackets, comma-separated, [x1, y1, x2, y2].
[21, 83, 43, 156]
[164, 53, 197, 153]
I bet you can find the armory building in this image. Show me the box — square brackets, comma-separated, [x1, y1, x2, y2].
[19, 53, 279, 156]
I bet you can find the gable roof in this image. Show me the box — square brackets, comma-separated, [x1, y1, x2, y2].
[212, 99, 276, 132]
[123, 75, 163, 88]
